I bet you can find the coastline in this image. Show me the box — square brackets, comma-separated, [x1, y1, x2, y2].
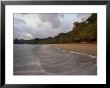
[50, 43, 97, 56]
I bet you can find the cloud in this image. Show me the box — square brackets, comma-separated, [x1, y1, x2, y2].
[38, 13, 61, 28]
[76, 13, 91, 22]
[14, 13, 92, 40]
[19, 33, 34, 40]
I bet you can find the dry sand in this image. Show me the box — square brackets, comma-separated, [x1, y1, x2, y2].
[50, 43, 97, 56]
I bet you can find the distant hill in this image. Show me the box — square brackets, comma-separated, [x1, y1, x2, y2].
[14, 13, 97, 44]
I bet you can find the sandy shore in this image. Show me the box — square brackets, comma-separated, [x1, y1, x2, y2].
[50, 43, 97, 56]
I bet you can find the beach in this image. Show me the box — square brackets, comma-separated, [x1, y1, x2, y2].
[50, 43, 97, 56]
[14, 44, 97, 75]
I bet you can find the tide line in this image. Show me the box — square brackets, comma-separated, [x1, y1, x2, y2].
[69, 51, 97, 59]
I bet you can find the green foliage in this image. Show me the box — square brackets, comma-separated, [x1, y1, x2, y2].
[72, 13, 97, 42]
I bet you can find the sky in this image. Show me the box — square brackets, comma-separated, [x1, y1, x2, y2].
[14, 13, 91, 40]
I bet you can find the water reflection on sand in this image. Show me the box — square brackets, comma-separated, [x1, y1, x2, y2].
[14, 44, 97, 75]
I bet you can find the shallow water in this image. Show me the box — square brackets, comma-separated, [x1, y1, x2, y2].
[14, 44, 97, 75]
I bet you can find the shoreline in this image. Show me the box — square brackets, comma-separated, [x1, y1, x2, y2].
[14, 43, 97, 56]
[49, 43, 97, 56]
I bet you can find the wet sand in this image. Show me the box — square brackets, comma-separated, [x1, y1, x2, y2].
[50, 43, 97, 56]
[14, 44, 97, 75]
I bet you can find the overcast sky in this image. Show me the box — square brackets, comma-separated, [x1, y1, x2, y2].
[14, 13, 91, 40]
